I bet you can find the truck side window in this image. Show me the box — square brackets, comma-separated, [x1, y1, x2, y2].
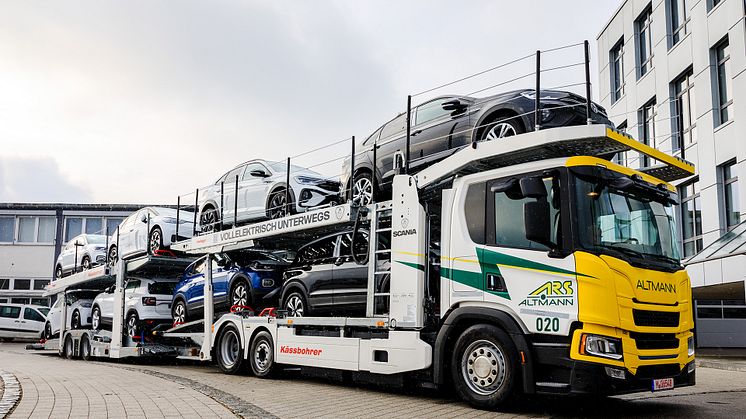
[465, 182, 486, 244]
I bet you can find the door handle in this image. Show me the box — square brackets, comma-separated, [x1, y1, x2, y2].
[486, 273, 506, 292]
[412, 129, 422, 137]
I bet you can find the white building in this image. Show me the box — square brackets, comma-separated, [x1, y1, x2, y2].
[597, 0, 746, 346]
[0, 203, 143, 306]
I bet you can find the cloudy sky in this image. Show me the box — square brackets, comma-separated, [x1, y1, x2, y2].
[0, 0, 619, 204]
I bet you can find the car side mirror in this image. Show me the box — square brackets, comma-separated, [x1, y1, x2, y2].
[250, 170, 270, 178]
[140, 213, 148, 223]
[441, 99, 462, 111]
[524, 201, 554, 249]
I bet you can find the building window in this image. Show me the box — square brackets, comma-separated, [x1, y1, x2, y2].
[708, 0, 722, 11]
[10, 298, 29, 305]
[721, 161, 740, 230]
[713, 38, 732, 126]
[639, 99, 657, 166]
[14, 279, 31, 290]
[610, 39, 625, 103]
[33, 279, 50, 291]
[106, 218, 124, 236]
[669, 0, 690, 46]
[0, 279, 9, 289]
[613, 121, 629, 166]
[64, 217, 83, 242]
[17, 216, 36, 242]
[38, 217, 56, 243]
[0, 217, 14, 242]
[636, 6, 654, 78]
[31, 298, 49, 307]
[680, 180, 703, 257]
[672, 69, 696, 153]
[85, 217, 103, 235]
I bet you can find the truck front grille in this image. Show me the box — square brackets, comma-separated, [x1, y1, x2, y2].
[632, 309, 679, 328]
[635, 364, 680, 379]
[630, 332, 679, 350]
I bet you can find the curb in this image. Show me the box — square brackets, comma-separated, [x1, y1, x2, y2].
[0, 371, 22, 417]
[696, 358, 746, 373]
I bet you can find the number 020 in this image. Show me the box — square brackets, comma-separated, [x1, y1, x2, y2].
[536, 317, 560, 332]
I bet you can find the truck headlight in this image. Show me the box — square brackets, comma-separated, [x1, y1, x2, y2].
[580, 334, 623, 360]
[688, 336, 695, 357]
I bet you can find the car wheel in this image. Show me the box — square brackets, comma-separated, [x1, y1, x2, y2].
[71, 310, 81, 330]
[81, 256, 91, 271]
[126, 312, 140, 338]
[351, 171, 373, 206]
[55, 265, 63, 279]
[283, 291, 307, 317]
[44, 322, 53, 340]
[91, 306, 102, 331]
[267, 189, 289, 219]
[200, 205, 219, 233]
[149, 226, 163, 254]
[480, 117, 523, 142]
[80, 335, 92, 361]
[216, 324, 244, 374]
[108, 245, 118, 266]
[450, 324, 519, 409]
[230, 279, 251, 309]
[250, 330, 276, 378]
[172, 300, 188, 324]
[63, 335, 75, 359]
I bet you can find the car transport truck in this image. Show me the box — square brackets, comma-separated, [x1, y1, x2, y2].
[35, 124, 696, 410]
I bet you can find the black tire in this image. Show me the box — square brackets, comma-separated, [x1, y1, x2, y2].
[479, 116, 523, 142]
[266, 188, 291, 219]
[91, 306, 102, 331]
[55, 265, 63, 279]
[63, 335, 75, 359]
[351, 171, 374, 206]
[81, 256, 91, 271]
[249, 330, 276, 378]
[44, 322, 53, 340]
[71, 310, 81, 330]
[200, 205, 219, 233]
[126, 312, 140, 337]
[108, 245, 118, 266]
[216, 324, 245, 374]
[450, 324, 519, 410]
[172, 299, 188, 324]
[282, 291, 307, 317]
[80, 335, 92, 361]
[230, 278, 251, 309]
[149, 226, 164, 254]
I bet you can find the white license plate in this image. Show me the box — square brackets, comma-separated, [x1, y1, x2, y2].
[652, 377, 674, 391]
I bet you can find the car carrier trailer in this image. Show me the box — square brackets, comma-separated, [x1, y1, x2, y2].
[34, 124, 696, 410]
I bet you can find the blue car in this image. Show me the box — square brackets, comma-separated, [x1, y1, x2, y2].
[171, 251, 289, 323]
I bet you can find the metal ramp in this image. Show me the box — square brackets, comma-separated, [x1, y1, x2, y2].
[366, 202, 392, 318]
[415, 125, 695, 189]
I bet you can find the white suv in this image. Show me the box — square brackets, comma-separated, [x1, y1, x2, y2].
[55, 234, 108, 279]
[91, 278, 176, 337]
[44, 290, 96, 339]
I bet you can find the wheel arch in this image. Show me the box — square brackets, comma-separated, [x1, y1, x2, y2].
[433, 306, 535, 394]
[228, 273, 253, 306]
[265, 183, 297, 216]
[472, 106, 529, 143]
[279, 280, 308, 307]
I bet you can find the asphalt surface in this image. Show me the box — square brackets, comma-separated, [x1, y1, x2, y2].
[1, 341, 746, 418]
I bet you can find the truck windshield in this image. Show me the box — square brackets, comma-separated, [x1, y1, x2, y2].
[573, 168, 681, 271]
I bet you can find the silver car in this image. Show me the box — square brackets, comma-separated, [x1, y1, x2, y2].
[55, 234, 108, 279]
[107, 206, 195, 262]
[197, 159, 341, 232]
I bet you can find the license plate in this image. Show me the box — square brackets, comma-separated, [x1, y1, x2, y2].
[652, 377, 674, 391]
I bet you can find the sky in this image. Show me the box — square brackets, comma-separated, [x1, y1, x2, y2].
[0, 0, 620, 204]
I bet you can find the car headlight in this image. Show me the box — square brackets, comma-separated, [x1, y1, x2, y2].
[580, 334, 623, 360]
[688, 336, 695, 357]
[294, 176, 325, 185]
[520, 90, 564, 101]
[161, 217, 190, 224]
[94, 246, 106, 251]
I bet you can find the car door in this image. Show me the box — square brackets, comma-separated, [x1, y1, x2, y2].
[410, 97, 470, 170]
[47, 298, 61, 334]
[132, 209, 153, 255]
[375, 114, 408, 184]
[99, 286, 116, 322]
[22, 307, 46, 337]
[118, 214, 137, 257]
[296, 235, 337, 311]
[60, 242, 74, 272]
[241, 162, 273, 219]
[221, 165, 247, 224]
[211, 255, 231, 308]
[331, 232, 369, 312]
[0, 305, 23, 338]
[124, 279, 140, 315]
[184, 257, 207, 310]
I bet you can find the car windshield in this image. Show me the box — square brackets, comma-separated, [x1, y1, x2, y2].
[85, 235, 107, 244]
[147, 281, 176, 295]
[265, 161, 309, 173]
[67, 291, 98, 303]
[573, 168, 680, 269]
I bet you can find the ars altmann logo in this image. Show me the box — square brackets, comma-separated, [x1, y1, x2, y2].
[518, 281, 574, 307]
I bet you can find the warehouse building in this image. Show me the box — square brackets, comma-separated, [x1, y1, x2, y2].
[597, 0, 746, 346]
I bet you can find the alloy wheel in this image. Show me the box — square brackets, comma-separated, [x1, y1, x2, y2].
[127, 314, 138, 337]
[285, 295, 304, 317]
[268, 192, 288, 219]
[82, 257, 91, 270]
[201, 208, 218, 233]
[173, 302, 186, 324]
[92, 308, 100, 330]
[108, 247, 118, 266]
[483, 122, 517, 142]
[232, 283, 249, 307]
[353, 176, 373, 206]
[149, 229, 162, 254]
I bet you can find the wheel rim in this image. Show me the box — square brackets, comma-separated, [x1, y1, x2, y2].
[56, 267, 62, 279]
[72, 312, 79, 329]
[220, 329, 240, 368]
[232, 283, 248, 307]
[92, 309, 100, 330]
[253, 339, 272, 373]
[483, 122, 517, 141]
[353, 176, 373, 206]
[127, 315, 137, 337]
[285, 295, 304, 317]
[82, 258, 90, 270]
[201, 209, 218, 232]
[149, 229, 161, 253]
[269, 193, 287, 219]
[173, 303, 185, 323]
[45, 323, 51, 339]
[461, 339, 507, 396]
[109, 247, 117, 265]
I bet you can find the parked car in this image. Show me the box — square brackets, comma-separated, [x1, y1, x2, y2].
[54, 234, 108, 279]
[91, 278, 176, 337]
[0, 303, 47, 341]
[171, 251, 289, 323]
[342, 89, 612, 204]
[108, 206, 195, 263]
[44, 290, 97, 339]
[197, 159, 341, 232]
[280, 229, 385, 317]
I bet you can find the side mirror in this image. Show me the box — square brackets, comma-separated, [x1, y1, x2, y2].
[441, 99, 462, 111]
[140, 213, 148, 223]
[519, 177, 548, 198]
[524, 201, 554, 248]
[250, 170, 270, 178]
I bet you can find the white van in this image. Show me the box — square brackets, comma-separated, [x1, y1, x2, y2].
[0, 304, 47, 341]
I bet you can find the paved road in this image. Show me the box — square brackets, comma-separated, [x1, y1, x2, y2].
[2, 342, 746, 418]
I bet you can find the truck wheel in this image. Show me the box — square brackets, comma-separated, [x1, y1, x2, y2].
[63, 335, 76, 359]
[71, 310, 81, 329]
[44, 322, 53, 339]
[450, 324, 519, 409]
[80, 335, 92, 361]
[250, 330, 276, 378]
[216, 324, 244, 374]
